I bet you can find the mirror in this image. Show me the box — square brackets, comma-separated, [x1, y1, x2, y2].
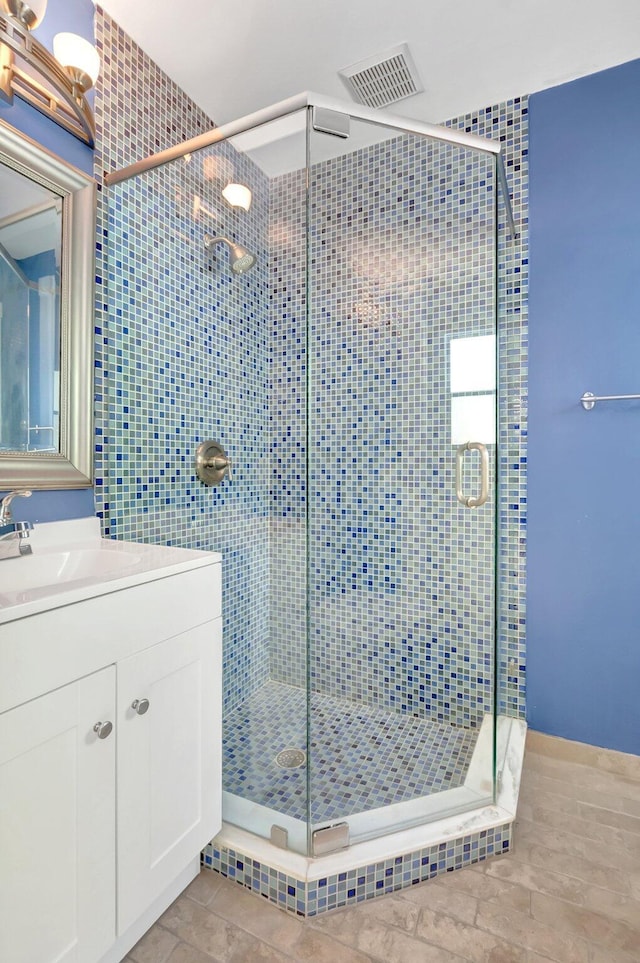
[0, 119, 96, 488]
[0, 167, 62, 454]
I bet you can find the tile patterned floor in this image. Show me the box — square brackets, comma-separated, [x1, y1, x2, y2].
[223, 681, 479, 821]
[127, 731, 640, 963]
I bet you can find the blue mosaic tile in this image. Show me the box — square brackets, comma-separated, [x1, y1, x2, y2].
[268, 115, 529, 729]
[223, 681, 477, 821]
[445, 99, 529, 720]
[203, 822, 513, 917]
[94, 10, 272, 713]
[94, 5, 527, 856]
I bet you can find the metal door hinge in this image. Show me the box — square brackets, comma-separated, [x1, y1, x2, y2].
[312, 822, 350, 856]
[312, 107, 350, 139]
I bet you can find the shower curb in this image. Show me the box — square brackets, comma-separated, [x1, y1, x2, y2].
[203, 718, 525, 916]
[202, 819, 513, 917]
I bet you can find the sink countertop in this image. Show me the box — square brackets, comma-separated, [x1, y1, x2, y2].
[0, 517, 221, 625]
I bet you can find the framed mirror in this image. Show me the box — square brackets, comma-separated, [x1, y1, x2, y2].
[0, 118, 95, 488]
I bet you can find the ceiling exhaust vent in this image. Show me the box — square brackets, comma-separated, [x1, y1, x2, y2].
[338, 43, 423, 110]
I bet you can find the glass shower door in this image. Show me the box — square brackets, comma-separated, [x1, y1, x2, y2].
[105, 113, 314, 856]
[306, 110, 498, 849]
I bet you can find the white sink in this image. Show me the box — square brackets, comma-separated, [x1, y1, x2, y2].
[0, 517, 221, 623]
[0, 547, 142, 593]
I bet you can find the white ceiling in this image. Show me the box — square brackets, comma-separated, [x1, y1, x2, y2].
[98, 0, 640, 134]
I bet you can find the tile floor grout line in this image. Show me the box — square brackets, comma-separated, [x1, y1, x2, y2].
[473, 906, 594, 963]
[504, 851, 634, 899]
[520, 769, 640, 806]
[514, 819, 640, 874]
[165, 903, 305, 963]
[184, 890, 307, 959]
[528, 890, 640, 951]
[522, 752, 640, 776]
[483, 860, 640, 909]
[520, 800, 640, 836]
[515, 813, 640, 853]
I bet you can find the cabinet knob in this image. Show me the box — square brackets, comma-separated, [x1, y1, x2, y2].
[93, 720, 113, 739]
[131, 698, 150, 715]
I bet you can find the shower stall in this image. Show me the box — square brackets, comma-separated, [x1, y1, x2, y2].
[104, 92, 524, 900]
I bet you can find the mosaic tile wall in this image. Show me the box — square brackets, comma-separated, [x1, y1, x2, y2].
[94, 4, 527, 738]
[203, 822, 512, 917]
[269, 105, 528, 726]
[445, 101, 529, 721]
[94, 7, 527, 913]
[0, 260, 28, 449]
[93, 8, 272, 711]
[268, 167, 308, 688]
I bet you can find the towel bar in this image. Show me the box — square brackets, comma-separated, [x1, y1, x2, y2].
[580, 391, 640, 410]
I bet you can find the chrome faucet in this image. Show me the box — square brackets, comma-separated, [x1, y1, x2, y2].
[0, 490, 33, 560]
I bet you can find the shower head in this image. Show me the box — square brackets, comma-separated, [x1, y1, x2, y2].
[203, 233, 256, 275]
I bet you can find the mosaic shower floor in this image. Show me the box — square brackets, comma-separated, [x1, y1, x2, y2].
[223, 681, 478, 823]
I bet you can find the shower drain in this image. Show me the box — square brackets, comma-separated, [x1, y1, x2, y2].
[275, 748, 306, 769]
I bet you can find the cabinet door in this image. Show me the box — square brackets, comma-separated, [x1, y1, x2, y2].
[117, 619, 222, 933]
[0, 668, 116, 963]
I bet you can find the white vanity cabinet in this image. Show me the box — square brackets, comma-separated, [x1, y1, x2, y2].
[117, 621, 222, 934]
[0, 522, 222, 963]
[0, 667, 117, 963]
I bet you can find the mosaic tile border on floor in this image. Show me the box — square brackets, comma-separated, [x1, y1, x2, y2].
[202, 822, 512, 917]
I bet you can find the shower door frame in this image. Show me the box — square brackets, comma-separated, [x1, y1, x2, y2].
[104, 91, 516, 243]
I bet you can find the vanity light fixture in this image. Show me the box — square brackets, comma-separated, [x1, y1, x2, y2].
[221, 182, 252, 212]
[0, 0, 100, 146]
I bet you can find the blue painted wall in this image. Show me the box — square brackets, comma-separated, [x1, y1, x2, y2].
[527, 59, 640, 755]
[0, 0, 95, 520]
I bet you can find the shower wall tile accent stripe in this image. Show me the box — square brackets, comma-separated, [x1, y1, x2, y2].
[94, 8, 272, 712]
[203, 822, 512, 917]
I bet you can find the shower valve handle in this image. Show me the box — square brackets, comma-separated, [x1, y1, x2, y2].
[195, 440, 232, 486]
[206, 454, 232, 479]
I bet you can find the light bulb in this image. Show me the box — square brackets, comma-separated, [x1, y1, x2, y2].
[53, 33, 100, 90]
[0, 0, 48, 29]
[222, 182, 252, 212]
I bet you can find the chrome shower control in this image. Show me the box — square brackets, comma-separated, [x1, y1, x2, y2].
[131, 698, 150, 715]
[93, 721, 113, 739]
[195, 440, 232, 486]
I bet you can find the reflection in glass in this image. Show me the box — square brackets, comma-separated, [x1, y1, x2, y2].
[0, 164, 62, 452]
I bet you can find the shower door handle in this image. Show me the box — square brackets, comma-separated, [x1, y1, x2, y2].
[455, 441, 489, 508]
